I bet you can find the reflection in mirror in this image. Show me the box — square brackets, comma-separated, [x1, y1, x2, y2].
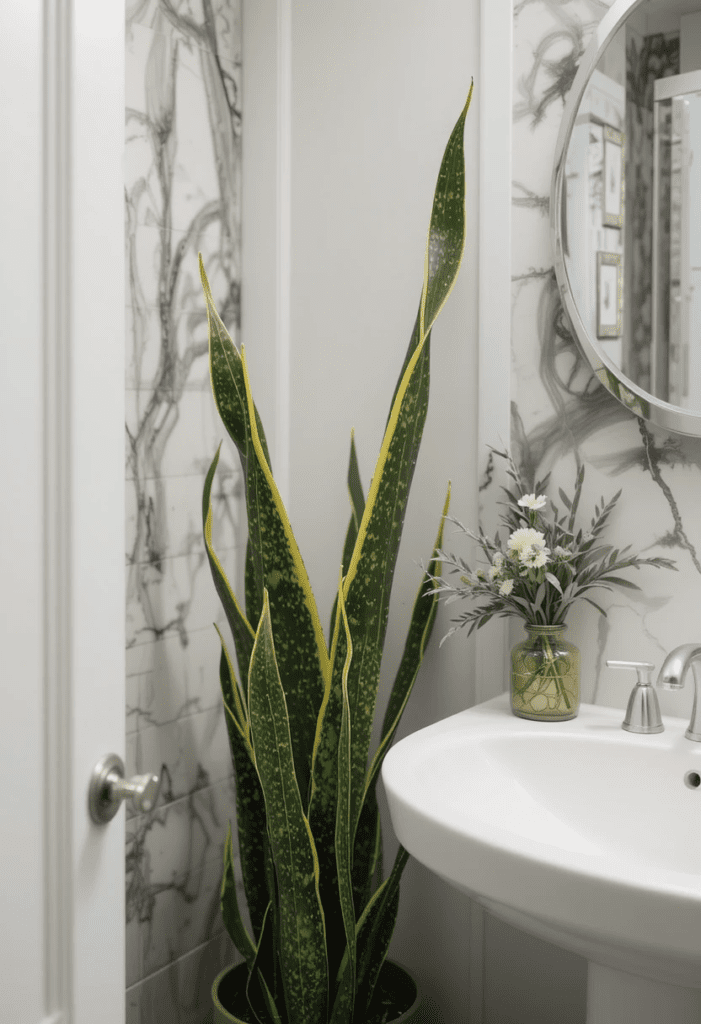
[653, 72, 701, 407]
[560, 0, 701, 415]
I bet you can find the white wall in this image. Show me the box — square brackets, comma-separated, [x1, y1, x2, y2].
[244, 1, 480, 1019]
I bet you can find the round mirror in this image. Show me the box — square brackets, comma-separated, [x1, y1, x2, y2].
[552, 0, 701, 435]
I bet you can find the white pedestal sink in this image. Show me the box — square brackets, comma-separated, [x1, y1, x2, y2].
[382, 695, 701, 1024]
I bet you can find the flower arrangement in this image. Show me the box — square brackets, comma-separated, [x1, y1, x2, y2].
[432, 450, 675, 638]
[430, 450, 676, 720]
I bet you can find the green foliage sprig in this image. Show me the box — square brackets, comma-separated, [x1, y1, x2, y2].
[430, 449, 676, 641]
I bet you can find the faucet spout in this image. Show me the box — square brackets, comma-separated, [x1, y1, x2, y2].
[656, 644, 701, 741]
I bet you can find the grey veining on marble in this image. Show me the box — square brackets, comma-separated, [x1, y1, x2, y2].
[125, 0, 243, 1016]
[512, 0, 701, 716]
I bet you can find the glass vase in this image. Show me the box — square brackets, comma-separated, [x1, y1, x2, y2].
[510, 624, 580, 721]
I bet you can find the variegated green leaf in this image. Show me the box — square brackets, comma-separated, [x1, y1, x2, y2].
[308, 606, 348, 987]
[420, 82, 472, 339]
[204, 446, 256, 682]
[221, 824, 257, 969]
[329, 431, 365, 644]
[217, 635, 272, 945]
[216, 625, 248, 737]
[351, 775, 382, 918]
[245, 538, 263, 634]
[309, 95, 469, 977]
[386, 82, 473, 417]
[336, 844, 410, 1023]
[330, 581, 356, 1024]
[201, 257, 270, 650]
[351, 488, 449, 916]
[354, 845, 410, 1020]
[200, 257, 272, 469]
[248, 591, 328, 1024]
[239, 346, 329, 802]
[246, 902, 284, 1024]
[339, 92, 468, 846]
[366, 483, 451, 798]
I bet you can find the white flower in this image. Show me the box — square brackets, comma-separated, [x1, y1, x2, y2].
[517, 493, 547, 511]
[488, 564, 501, 581]
[520, 546, 549, 569]
[492, 552, 504, 570]
[507, 527, 547, 555]
[553, 545, 571, 558]
[499, 579, 514, 596]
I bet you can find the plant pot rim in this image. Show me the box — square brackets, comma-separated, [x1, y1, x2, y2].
[211, 956, 421, 1024]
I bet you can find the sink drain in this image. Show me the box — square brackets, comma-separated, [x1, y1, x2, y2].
[684, 770, 701, 789]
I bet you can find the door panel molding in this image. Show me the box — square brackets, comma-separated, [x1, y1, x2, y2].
[43, 0, 74, 1016]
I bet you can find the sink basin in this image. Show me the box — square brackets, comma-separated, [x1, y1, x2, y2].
[382, 695, 701, 1018]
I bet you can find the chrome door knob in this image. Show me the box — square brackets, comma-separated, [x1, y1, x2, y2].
[89, 753, 162, 824]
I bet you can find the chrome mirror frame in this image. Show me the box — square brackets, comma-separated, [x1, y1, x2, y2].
[550, 0, 701, 437]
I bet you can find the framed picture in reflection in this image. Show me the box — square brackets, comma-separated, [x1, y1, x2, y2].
[602, 126, 624, 227]
[596, 251, 622, 338]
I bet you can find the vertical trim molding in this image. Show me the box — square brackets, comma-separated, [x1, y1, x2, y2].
[472, 2, 514, 1022]
[275, 0, 292, 508]
[42, 0, 73, 1018]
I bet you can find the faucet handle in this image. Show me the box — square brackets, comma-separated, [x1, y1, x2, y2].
[607, 660, 664, 734]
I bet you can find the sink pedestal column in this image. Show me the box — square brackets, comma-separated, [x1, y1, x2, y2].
[587, 963, 701, 1024]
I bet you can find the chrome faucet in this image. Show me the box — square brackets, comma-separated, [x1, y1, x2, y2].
[656, 644, 701, 741]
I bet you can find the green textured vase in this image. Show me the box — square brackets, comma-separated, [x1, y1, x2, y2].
[510, 624, 580, 722]
[211, 958, 437, 1024]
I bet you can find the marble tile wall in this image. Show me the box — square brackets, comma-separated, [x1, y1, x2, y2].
[124, 2, 244, 1020]
[512, 1, 701, 722]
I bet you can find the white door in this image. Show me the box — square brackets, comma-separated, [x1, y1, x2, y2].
[1, 4, 127, 1023]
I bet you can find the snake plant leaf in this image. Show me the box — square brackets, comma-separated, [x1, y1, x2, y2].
[221, 824, 257, 969]
[386, 82, 473, 419]
[354, 845, 411, 1021]
[309, 94, 468, 961]
[201, 256, 270, 651]
[245, 538, 263, 637]
[366, 483, 450, 798]
[333, 844, 410, 1022]
[420, 81, 472, 339]
[216, 624, 248, 736]
[351, 784, 382, 918]
[200, 256, 271, 469]
[204, 446, 256, 681]
[246, 903, 284, 1024]
[351, 488, 449, 913]
[339, 91, 468, 846]
[329, 581, 356, 1024]
[240, 346, 329, 802]
[248, 590, 328, 1024]
[329, 431, 365, 644]
[308, 604, 349, 986]
[217, 634, 272, 945]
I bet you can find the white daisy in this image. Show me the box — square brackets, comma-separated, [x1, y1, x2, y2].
[520, 546, 549, 569]
[507, 527, 547, 555]
[499, 579, 514, 596]
[517, 493, 547, 511]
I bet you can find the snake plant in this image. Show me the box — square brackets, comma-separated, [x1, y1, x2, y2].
[200, 86, 472, 1024]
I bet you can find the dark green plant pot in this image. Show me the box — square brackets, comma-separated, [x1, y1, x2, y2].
[212, 957, 440, 1024]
